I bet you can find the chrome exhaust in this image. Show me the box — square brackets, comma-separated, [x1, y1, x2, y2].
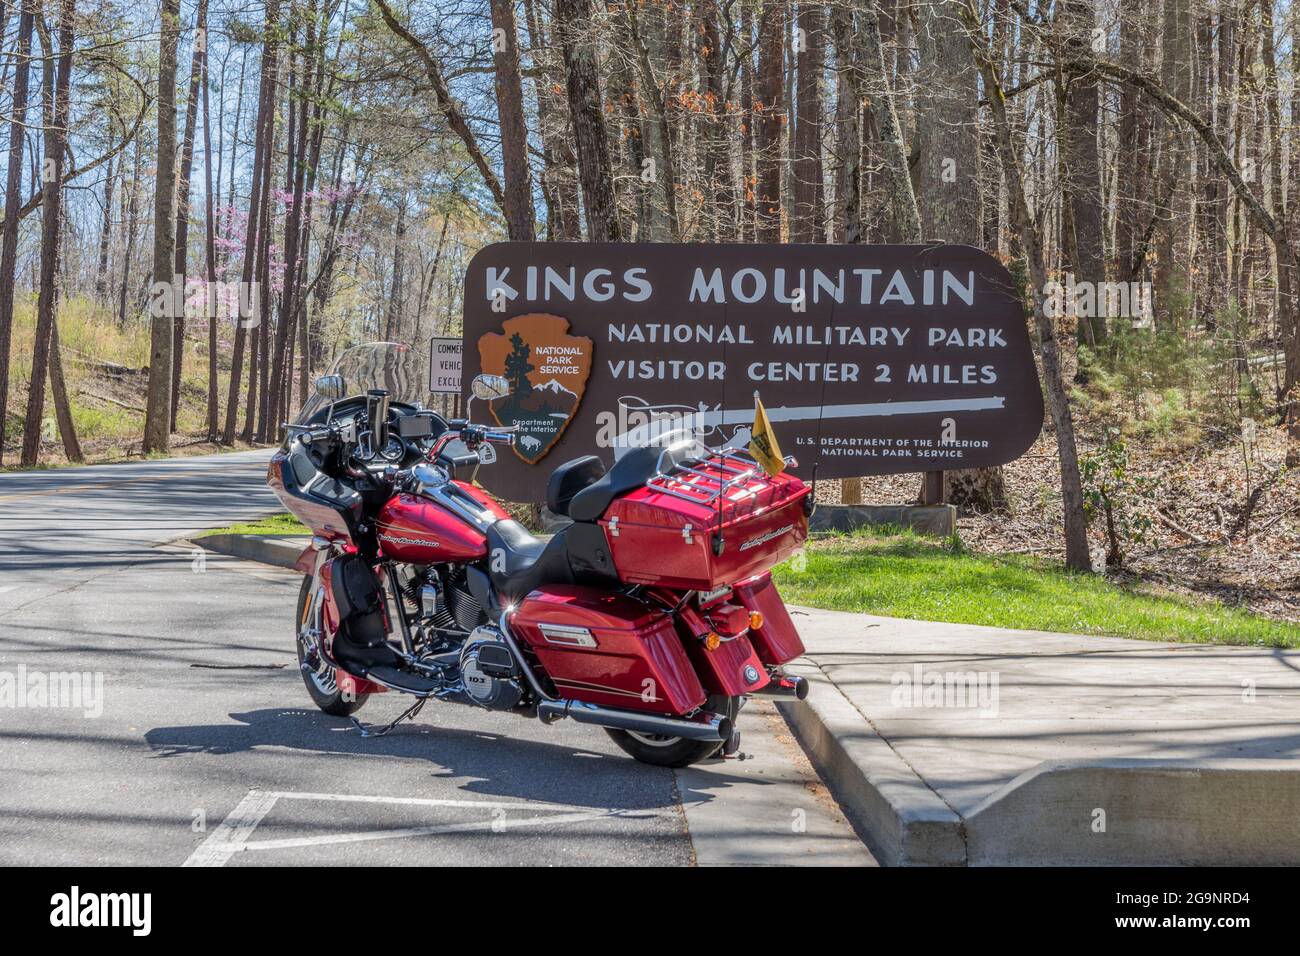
[537, 699, 732, 742]
[750, 671, 809, 700]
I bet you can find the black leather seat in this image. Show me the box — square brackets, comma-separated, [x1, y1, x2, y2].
[547, 455, 605, 518]
[484, 519, 575, 601]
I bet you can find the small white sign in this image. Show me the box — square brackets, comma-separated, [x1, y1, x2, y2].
[428, 336, 463, 394]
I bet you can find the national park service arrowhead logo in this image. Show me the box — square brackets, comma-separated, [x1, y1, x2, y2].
[477, 313, 593, 464]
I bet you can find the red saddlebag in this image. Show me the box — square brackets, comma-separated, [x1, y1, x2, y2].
[511, 586, 707, 715]
[601, 452, 809, 590]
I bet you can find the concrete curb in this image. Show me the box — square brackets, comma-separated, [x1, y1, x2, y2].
[198, 533, 307, 570]
[965, 759, 1300, 866]
[776, 661, 966, 866]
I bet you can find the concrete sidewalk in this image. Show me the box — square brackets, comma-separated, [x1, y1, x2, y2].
[780, 608, 1300, 865]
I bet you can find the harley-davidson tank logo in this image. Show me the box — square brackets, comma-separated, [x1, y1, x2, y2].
[477, 313, 593, 464]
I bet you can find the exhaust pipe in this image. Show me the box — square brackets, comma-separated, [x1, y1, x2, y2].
[751, 671, 809, 700]
[537, 698, 731, 742]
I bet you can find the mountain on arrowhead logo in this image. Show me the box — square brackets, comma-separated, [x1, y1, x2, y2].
[477, 313, 593, 464]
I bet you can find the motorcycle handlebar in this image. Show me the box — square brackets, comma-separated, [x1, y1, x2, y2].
[287, 422, 337, 446]
[435, 422, 516, 452]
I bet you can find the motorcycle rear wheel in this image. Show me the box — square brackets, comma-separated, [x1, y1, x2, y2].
[296, 576, 368, 717]
[604, 694, 740, 768]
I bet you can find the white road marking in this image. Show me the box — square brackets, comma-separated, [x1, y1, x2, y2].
[183, 789, 281, 867]
[237, 809, 660, 853]
[184, 789, 672, 866]
[267, 790, 657, 813]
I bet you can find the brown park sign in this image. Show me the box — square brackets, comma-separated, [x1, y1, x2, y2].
[460, 242, 1045, 502]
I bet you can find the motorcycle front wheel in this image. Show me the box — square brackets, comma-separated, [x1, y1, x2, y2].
[604, 694, 740, 768]
[295, 576, 368, 717]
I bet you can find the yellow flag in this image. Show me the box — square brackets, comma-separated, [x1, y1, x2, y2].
[748, 395, 785, 476]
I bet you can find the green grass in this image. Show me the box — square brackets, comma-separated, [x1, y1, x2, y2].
[773, 529, 1300, 647]
[199, 512, 309, 537]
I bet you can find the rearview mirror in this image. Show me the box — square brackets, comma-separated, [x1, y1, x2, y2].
[314, 374, 346, 400]
[471, 374, 511, 401]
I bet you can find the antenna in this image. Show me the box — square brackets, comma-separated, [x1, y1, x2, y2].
[712, 309, 728, 557]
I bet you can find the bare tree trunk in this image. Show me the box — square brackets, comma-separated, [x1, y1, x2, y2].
[201, 14, 218, 441]
[268, 23, 309, 436]
[555, 0, 622, 240]
[962, 0, 1091, 570]
[491, 0, 535, 241]
[699, 0, 736, 239]
[792, 1, 825, 242]
[144, 0, 181, 454]
[1258, 0, 1298, 458]
[623, 0, 680, 239]
[94, 142, 115, 302]
[861, 0, 920, 242]
[523, 0, 582, 239]
[21, 0, 78, 466]
[249, 98, 277, 441]
[739, 0, 757, 241]
[117, 133, 140, 327]
[386, 197, 407, 339]
[1153, 0, 1192, 328]
[223, 0, 280, 445]
[170, 0, 210, 431]
[830, 2, 862, 243]
[1196, 1, 1234, 329]
[1114, 0, 1149, 280]
[755, 0, 787, 241]
[1061, 0, 1106, 346]
[0, 0, 34, 465]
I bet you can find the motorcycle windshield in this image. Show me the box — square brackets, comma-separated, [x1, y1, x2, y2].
[611, 421, 717, 470]
[611, 402, 736, 463]
[294, 342, 426, 424]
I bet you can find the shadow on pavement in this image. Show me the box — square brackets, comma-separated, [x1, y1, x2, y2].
[143, 707, 718, 811]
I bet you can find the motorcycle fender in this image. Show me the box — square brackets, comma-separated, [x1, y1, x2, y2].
[677, 605, 769, 697]
[732, 573, 806, 666]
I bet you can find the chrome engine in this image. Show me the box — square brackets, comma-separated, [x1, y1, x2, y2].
[458, 625, 524, 710]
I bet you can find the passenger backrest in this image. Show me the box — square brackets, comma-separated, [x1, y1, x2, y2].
[546, 455, 606, 517]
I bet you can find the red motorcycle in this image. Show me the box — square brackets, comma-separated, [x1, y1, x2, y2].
[268, 343, 809, 767]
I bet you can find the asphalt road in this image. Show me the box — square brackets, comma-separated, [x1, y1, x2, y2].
[0, 449, 872, 866]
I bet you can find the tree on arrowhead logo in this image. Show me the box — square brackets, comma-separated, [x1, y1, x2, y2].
[476, 313, 593, 464]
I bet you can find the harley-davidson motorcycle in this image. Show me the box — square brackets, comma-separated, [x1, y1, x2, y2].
[268, 342, 811, 767]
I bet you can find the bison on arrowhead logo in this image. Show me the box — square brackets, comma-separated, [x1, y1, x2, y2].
[476, 313, 593, 464]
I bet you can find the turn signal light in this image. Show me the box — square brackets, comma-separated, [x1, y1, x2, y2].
[748, 611, 764, 630]
[702, 632, 722, 651]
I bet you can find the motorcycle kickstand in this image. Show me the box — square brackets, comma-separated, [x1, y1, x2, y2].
[348, 697, 428, 738]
